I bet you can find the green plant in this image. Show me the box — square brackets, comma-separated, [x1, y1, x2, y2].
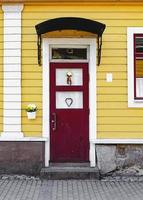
[26, 104, 37, 112]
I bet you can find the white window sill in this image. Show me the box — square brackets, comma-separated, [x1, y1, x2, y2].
[95, 139, 143, 144]
[128, 100, 143, 107]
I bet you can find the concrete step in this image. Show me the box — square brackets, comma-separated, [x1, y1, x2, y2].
[49, 162, 90, 167]
[40, 164, 99, 180]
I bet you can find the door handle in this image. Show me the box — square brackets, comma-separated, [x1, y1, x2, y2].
[52, 112, 57, 131]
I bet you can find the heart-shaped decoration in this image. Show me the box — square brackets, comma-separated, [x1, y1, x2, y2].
[65, 98, 73, 107]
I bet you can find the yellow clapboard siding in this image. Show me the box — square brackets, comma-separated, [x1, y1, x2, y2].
[22, 34, 37, 42]
[97, 65, 127, 72]
[98, 125, 143, 132]
[22, 80, 42, 87]
[0, 102, 3, 109]
[22, 57, 38, 64]
[22, 50, 37, 57]
[23, 5, 143, 12]
[24, 132, 42, 137]
[22, 28, 36, 35]
[22, 125, 42, 131]
[97, 109, 143, 117]
[22, 66, 42, 72]
[0, 58, 3, 64]
[97, 80, 127, 87]
[21, 4, 143, 138]
[105, 27, 126, 34]
[22, 95, 42, 102]
[97, 132, 143, 139]
[98, 117, 143, 125]
[22, 42, 37, 49]
[22, 68, 42, 73]
[22, 87, 42, 94]
[102, 49, 127, 57]
[22, 72, 42, 79]
[97, 94, 126, 102]
[102, 41, 126, 49]
[22, 11, 143, 20]
[97, 72, 127, 80]
[97, 102, 128, 109]
[97, 87, 127, 94]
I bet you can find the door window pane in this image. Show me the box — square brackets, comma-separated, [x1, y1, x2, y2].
[56, 92, 83, 109]
[56, 68, 83, 86]
[52, 48, 87, 60]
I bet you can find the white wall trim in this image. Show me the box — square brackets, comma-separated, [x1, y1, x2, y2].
[42, 38, 97, 167]
[95, 139, 143, 144]
[2, 4, 24, 12]
[0, 137, 47, 141]
[127, 27, 143, 107]
[2, 4, 24, 138]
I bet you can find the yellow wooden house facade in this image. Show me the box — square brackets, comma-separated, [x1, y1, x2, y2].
[0, 0, 143, 174]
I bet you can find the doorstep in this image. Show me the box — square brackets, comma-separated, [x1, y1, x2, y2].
[40, 163, 100, 180]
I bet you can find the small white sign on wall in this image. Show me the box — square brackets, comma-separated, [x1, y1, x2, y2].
[106, 73, 113, 82]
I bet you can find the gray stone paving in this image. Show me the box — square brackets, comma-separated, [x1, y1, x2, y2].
[0, 176, 143, 200]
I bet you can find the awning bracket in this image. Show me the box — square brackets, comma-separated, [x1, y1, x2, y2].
[97, 36, 103, 66]
[37, 35, 42, 66]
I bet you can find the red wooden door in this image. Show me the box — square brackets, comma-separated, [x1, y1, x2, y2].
[50, 63, 89, 162]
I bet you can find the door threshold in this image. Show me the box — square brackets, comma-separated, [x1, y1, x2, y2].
[49, 162, 90, 167]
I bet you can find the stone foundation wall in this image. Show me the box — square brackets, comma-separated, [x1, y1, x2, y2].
[0, 142, 45, 175]
[96, 144, 143, 174]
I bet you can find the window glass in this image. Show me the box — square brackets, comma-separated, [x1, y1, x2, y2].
[134, 34, 143, 98]
[56, 68, 83, 86]
[56, 92, 83, 109]
[52, 48, 87, 60]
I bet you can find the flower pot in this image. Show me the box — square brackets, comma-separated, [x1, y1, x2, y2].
[27, 111, 36, 119]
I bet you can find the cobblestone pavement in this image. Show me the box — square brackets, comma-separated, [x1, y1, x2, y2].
[0, 176, 143, 200]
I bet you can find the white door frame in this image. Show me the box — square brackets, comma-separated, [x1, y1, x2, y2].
[42, 38, 97, 167]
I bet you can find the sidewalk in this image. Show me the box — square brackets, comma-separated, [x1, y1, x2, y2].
[0, 175, 143, 200]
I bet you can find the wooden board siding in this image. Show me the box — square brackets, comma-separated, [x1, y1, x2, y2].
[21, 3, 143, 138]
[0, 8, 2, 133]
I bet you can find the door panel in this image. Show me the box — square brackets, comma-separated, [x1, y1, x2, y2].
[50, 63, 89, 162]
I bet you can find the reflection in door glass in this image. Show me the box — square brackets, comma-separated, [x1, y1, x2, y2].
[56, 92, 83, 109]
[56, 68, 83, 86]
[52, 48, 87, 60]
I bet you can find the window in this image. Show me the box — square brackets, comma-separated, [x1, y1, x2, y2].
[128, 28, 143, 107]
[50, 45, 89, 61]
[52, 48, 87, 60]
[134, 34, 143, 99]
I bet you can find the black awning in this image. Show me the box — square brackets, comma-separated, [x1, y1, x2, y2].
[35, 17, 106, 66]
[35, 17, 105, 36]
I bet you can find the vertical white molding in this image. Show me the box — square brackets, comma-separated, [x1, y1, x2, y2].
[43, 39, 50, 166]
[89, 40, 96, 167]
[1, 4, 24, 138]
